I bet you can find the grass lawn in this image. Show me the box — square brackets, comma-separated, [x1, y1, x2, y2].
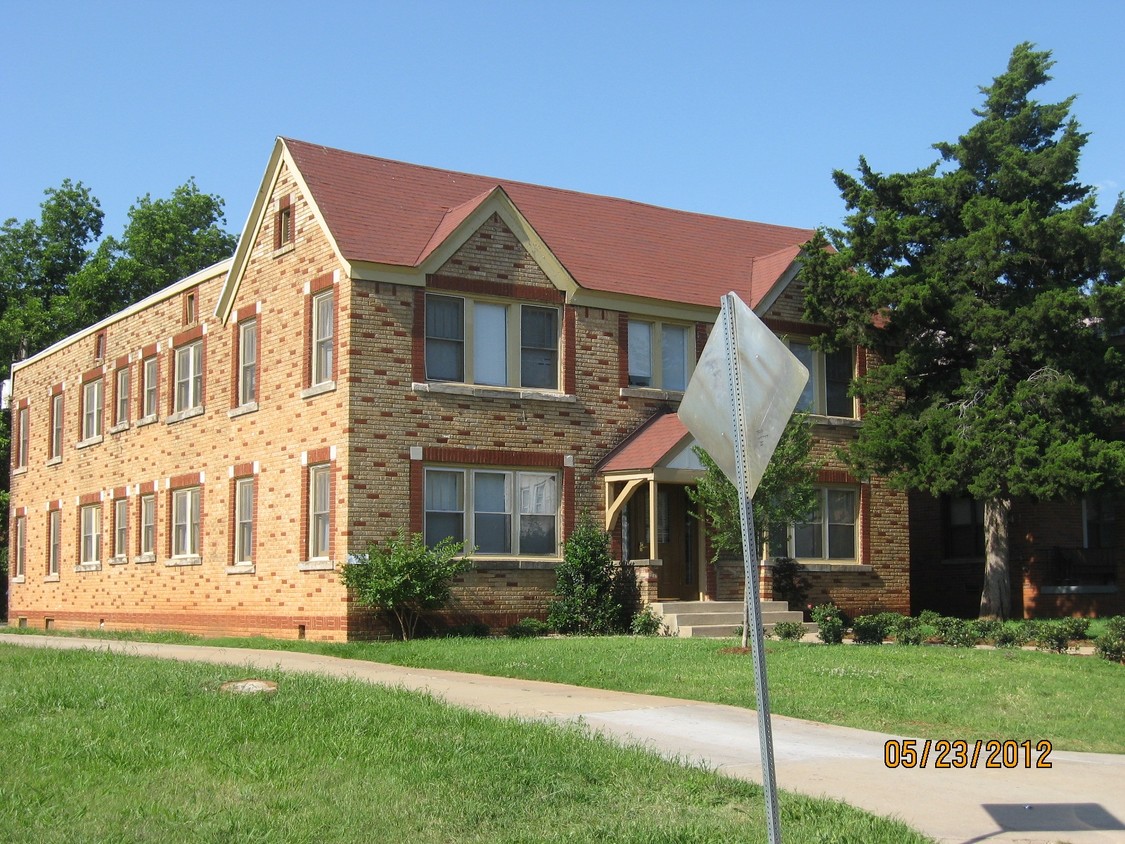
[0, 644, 933, 844]
[7, 627, 1121, 753]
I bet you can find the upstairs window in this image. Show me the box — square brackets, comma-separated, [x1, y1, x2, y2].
[142, 356, 159, 418]
[238, 319, 258, 406]
[424, 294, 559, 390]
[628, 320, 691, 391]
[311, 291, 334, 387]
[1084, 494, 1117, 550]
[945, 497, 985, 558]
[49, 392, 63, 460]
[174, 341, 203, 413]
[15, 405, 29, 469]
[789, 342, 854, 418]
[82, 379, 104, 441]
[115, 367, 131, 426]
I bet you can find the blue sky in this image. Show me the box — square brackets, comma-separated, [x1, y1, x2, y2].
[3, 1, 1123, 245]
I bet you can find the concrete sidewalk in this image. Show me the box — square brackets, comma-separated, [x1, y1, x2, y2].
[4, 633, 1123, 844]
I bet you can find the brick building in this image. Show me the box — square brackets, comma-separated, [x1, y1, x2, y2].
[7, 138, 912, 640]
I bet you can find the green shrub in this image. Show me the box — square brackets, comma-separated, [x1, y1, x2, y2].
[810, 603, 845, 645]
[918, 609, 942, 626]
[1031, 619, 1086, 653]
[851, 614, 892, 645]
[547, 517, 624, 635]
[772, 621, 806, 641]
[891, 616, 925, 646]
[339, 531, 471, 641]
[991, 621, 1031, 648]
[1094, 616, 1125, 663]
[629, 608, 665, 636]
[935, 617, 979, 648]
[770, 558, 811, 610]
[506, 618, 551, 639]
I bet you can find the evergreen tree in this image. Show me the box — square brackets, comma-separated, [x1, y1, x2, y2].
[800, 43, 1125, 618]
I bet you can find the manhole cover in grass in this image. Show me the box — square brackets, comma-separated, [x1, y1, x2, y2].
[220, 679, 278, 694]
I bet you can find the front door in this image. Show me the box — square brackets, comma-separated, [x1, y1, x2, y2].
[657, 486, 697, 600]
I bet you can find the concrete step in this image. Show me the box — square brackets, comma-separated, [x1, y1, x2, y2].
[651, 600, 815, 639]
[650, 600, 790, 615]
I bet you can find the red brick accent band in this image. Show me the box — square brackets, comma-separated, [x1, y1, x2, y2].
[172, 324, 204, 347]
[428, 273, 565, 304]
[82, 365, 105, 383]
[306, 447, 332, 466]
[818, 468, 858, 485]
[309, 271, 334, 294]
[423, 447, 564, 467]
[169, 472, 202, 490]
[79, 491, 102, 506]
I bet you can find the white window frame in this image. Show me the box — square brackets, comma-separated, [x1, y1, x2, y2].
[140, 494, 156, 557]
[423, 467, 559, 556]
[82, 379, 103, 441]
[787, 341, 855, 418]
[14, 515, 26, 578]
[238, 319, 258, 407]
[235, 477, 254, 564]
[113, 498, 128, 559]
[50, 393, 64, 459]
[311, 290, 334, 387]
[172, 487, 201, 559]
[627, 319, 693, 391]
[424, 294, 561, 391]
[308, 465, 331, 560]
[15, 406, 29, 468]
[174, 341, 204, 413]
[48, 509, 61, 576]
[790, 486, 858, 562]
[142, 357, 158, 419]
[115, 367, 130, 426]
[80, 504, 101, 565]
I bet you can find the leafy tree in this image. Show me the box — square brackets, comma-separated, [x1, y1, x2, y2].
[800, 44, 1125, 619]
[339, 531, 471, 640]
[548, 516, 624, 635]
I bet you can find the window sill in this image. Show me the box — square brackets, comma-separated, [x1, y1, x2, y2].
[136, 414, 158, 428]
[76, 435, 103, 449]
[272, 243, 296, 259]
[165, 406, 205, 425]
[301, 381, 336, 400]
[109, 421, 130, 435]
[46, 455, 62, 467]
[165, 556, 202, 567]
[227, 563, 256, 575]
[468, 558, 558, 570]
[11, 465, 28, 476]
[135, 554, 156, 565]
[11, 575, 25, 584]
[619, 386, 685, 402]
[808, 414, 861, 428]
[74, 563, 102, 573]
[229, 402, 259, 419]
[1040, 584, 1117, 595]
[298, 559, 335, 572]
[43, 574, 60, 583]
[796, 561, 872, 573]
[413, 382, 575, 403]
[109, 556, 129, 566]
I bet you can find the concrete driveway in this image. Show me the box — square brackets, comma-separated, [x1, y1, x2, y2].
[3, 633, 1123, 844]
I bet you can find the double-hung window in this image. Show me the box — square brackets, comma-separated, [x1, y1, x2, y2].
[142, 357, 158, 418]
[791, 487, 857, 561]
[789, 342, 854, 418]
[80, 505, 102, 565]
[15, 405, 29, 468]
[113, 498, 128, 559]
[1083, 494, 1117, 550]
[82, 379, 103, 440]
[424, 468, 558, 556]
[308, 465, 331, 559]
[946, 497, 985, 558]
[140, 494, 156, 557]
[628, 320, 691, 391]
[238, 320, 258, 406]
[172, 488, 201, 558]
[424, 295, 560, 390]
[49, 393, 63, 460]
[311, 291, 334, 387]
[174, 341, 203, 413]
[235, 477, 254, 564]
[14, 516, 26, 578]
[115, 367, 131, 426]
[48, 509, 61, 576]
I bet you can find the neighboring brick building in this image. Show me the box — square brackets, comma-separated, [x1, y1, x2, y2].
[7, 137, 912, 640]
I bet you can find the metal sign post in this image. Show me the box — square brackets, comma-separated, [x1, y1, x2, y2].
[679, 291, 809, 844]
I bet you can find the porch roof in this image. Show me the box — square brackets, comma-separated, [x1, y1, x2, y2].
[598, 410, 695, 473]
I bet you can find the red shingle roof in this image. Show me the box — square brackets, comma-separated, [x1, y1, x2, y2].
[598, 411, 693, 473]
[284, 138, 814, 309]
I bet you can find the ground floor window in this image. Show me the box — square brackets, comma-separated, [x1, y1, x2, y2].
[80, 504, 101, 564]
[172, 488, 201, 558]
[791, 487, 857, 560]
[424, 467, 558, 555]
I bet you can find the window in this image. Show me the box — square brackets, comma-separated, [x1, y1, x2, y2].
[277, 202, 293, 248]
[789, 342, 854, 417]
[14, 516, 25, 578]
[791, 488, 857, 560]
[142, 357, 158, 418]
[628, 320, 691, 391]
[15, 405, 29, 468]
[311, 290, 334, 386]
[174, 341, 203, 412]
[308, 465, 331, 559]
[113, 498, 128, 559]
[140, 494, 155, 557]
[424, 295, 560, 390]
[1084, 494, 1117, 550]
[48, 510, 61, 576]
[184, 292, 197, 324]
[238, 320, 258, 406]
[235, 477, 254, 563]
[49, 393, 63, 459]
[80, 504, 101, 565]
[94, 332, 106, 360]
[424, 468, 558, 556]
[82, 379, 103, 440]
[115, 367, 130, 426]
[172, 488, 201, 558]
[946, 497, 985, 558]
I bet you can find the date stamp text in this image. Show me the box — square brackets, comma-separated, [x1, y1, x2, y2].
[883, 739, 1053, 769]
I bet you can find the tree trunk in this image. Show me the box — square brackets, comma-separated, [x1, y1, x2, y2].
[979, 496, 1012, 620]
